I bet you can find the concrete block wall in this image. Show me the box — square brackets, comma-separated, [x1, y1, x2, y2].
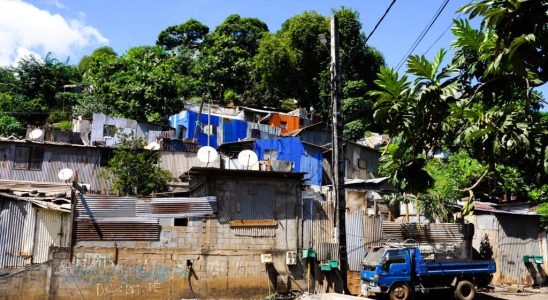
[0, 247, 299, 299]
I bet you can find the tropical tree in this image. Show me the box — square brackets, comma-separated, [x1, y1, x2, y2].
[82, 46, 180, 122]
[156, 18, 209, 50]
[371, 0, 547, 216]
[99, 133, 171, 196]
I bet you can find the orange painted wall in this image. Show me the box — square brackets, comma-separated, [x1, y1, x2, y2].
[267, 114, 300, 134]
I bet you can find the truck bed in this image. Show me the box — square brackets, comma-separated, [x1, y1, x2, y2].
[417, 260, 496, 276]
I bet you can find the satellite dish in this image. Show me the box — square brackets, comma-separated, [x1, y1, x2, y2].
[197, 146, 218, 164]
[145, 142, 160, 150]
[58, 168, 74, 181]
[238, 150, 258, 169]
[29, 129, 44, 140]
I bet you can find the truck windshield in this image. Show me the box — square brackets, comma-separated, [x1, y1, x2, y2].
[363, 248, 385, 267]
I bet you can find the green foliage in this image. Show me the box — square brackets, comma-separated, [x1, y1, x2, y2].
[157, 19, 209, 50]
[371, 0, 547, 209]
[82, 46, 180, 121]
[53, 120, 73, 131]
[538, 202, 548, 228]
[72, 94, 108, 118]
[223, 89, 237, 104]
[99, 133, 172, 196]
[0, 115, 22, 136]
[281, 98, 298, 111]
[78, 46, 117, 73]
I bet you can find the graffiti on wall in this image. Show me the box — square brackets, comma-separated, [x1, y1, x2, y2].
[55, 252, 188, 296]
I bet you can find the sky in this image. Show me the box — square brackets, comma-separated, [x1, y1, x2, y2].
[0, 0, 546, 104]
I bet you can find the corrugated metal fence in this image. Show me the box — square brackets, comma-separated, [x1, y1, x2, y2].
[0, 197, 69, 268]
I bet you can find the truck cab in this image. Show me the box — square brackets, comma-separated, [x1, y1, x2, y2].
[360, 246, 495, 300]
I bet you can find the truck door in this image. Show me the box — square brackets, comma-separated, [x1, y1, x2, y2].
[381, 249, 411, 284]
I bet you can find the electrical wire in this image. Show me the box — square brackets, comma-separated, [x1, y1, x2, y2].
[364, 0, 398, 45]
[342, 0, 398, 70]
[422, 0, 472, 56]
[395, 0, 451, 71]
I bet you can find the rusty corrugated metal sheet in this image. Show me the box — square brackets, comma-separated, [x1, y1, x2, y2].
[0, 197, 34, 268]
[496, 214, 541, 285]
[382, 222, 466, 243]
[75, 218, 160, 241]
[136, 196, 216, 218]
[0, 143, 111, 193]
[75, 194, 158, 241]
[32, 208, 70, 263]
[75, 195, 136, 219]
[75, 194, 216, 241]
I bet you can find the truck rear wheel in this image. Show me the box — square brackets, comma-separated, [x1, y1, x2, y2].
[454, 280, 476, 300]
[389, 283, 411, 300]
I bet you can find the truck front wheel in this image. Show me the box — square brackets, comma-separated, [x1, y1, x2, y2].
[389, 283, 411, 300]
[454, 280, 476, 300]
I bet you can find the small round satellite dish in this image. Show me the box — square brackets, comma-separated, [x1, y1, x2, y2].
[29, 129, 44, 140]
[238, 150, 258, 168]
[58, 168, 74, 181]
[197, 146, 218, 163]
[145, 142, 160, 150]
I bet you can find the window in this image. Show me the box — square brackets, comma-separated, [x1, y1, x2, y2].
[174, 218, 188, 227]
[280, 121, 287, 129]
[385, 250, 406, 264]
[250, 129, 261, 139]
[202, 124, 216, 135]
[264, 149, 278, 160]
[103, 125, 117, 138]
[14, 147, 43, 170]
[358, 159, 367, 169]
[99, 149, 112, 167]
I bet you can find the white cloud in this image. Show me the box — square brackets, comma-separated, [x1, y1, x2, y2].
[0, 0, 108, 66]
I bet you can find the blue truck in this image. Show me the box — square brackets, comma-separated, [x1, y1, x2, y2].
[360, 246, 496, 300]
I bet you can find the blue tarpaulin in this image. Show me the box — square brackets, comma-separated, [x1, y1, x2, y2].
[169, 111, 248, 147]
[254, 137, 322, 186]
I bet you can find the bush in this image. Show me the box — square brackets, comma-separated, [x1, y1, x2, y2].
[0, 115, 22, 136]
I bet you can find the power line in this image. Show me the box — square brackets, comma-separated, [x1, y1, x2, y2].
[422, 1, 472, 56]
[365, 0, 398, 44]
[395, 0, 451, 71]
[343, 0, 398, 70]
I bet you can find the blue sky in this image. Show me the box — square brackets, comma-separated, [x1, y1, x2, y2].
[1, 0, 546, 105]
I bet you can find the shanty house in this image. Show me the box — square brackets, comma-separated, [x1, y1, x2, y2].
[466, 202, 548, 286]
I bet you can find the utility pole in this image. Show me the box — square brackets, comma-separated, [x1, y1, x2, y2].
[330, 16, 349, 293]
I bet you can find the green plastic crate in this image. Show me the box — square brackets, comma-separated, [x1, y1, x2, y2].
[328, 260, 339, 269]
[320, 262, 332, 271]
[302, 249, 316, 258]
[523, 256, 543, 263]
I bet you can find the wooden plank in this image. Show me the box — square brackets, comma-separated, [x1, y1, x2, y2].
[229, 220, 278, 227]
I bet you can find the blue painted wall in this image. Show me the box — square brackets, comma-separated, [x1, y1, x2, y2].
[254, 137, 322, 186]
[169, 111, 248, 147]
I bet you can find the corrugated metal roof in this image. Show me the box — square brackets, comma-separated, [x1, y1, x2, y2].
[135, 196, 216, 218]
[75, 194, 217, 241]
